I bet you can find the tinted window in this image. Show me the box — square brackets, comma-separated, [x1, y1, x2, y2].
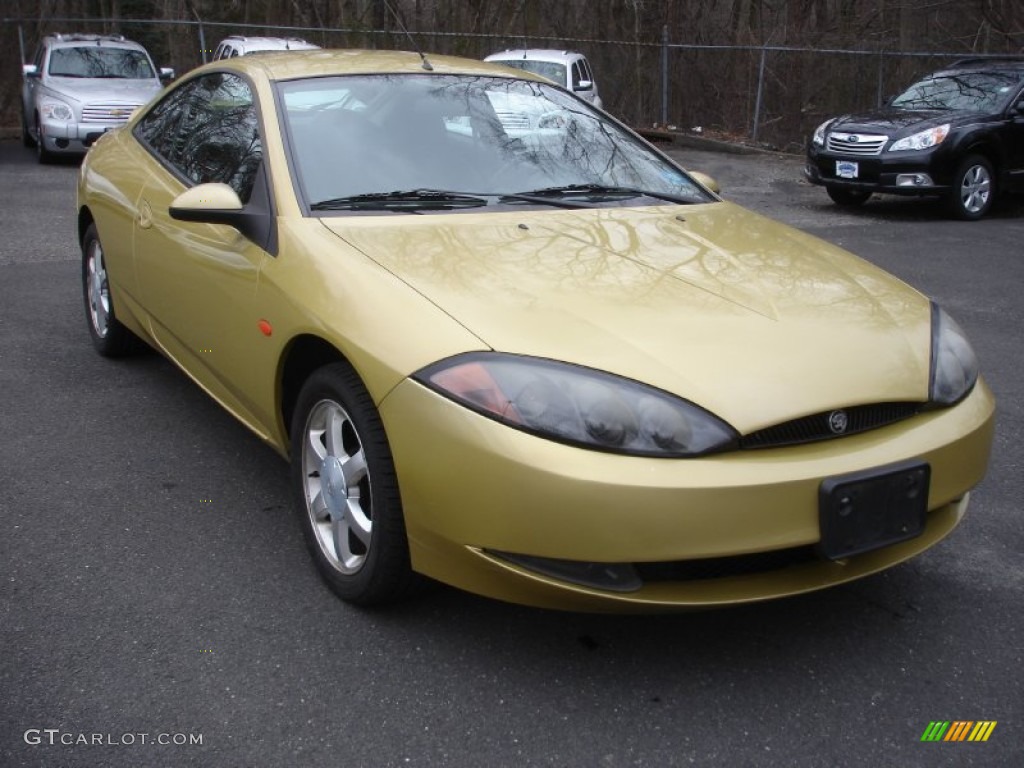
[49, 46, 154, 79]
[136, 73, 263, 202]
[891, 72, 1023, 112]
[135, 81, 196, 157]
[571, 62, 585, 88]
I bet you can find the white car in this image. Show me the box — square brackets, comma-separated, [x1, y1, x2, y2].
[212, 36, 320, 60]
[484, 49, 603, 109]
[21, 33, 172, 163]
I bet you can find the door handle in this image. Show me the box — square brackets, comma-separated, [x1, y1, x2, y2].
[138, 199, 153, 229]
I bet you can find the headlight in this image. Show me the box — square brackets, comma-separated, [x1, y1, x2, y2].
[930, 304, 979, 405]
[889, 124, 949, 152]
[414, 353, 737, 457]
[41, 99, 74, 122]
[812, 119, 832, 146]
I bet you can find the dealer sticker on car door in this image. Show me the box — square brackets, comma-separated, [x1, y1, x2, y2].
[836, 160, 859, 179]
[835, 159, 860, 178]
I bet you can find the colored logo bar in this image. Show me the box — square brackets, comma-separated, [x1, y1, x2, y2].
[921, 721, 997, 742]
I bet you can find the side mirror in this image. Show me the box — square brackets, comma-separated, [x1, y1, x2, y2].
[23, 64, 39, 78]
[574, 79, 593, 91]
[1014, 100, 1024, 117]
[170, 183, 243, 220]
[170, 182, 268, 246]
[159, 67, 175, 82]
[689, 170, 721, 195]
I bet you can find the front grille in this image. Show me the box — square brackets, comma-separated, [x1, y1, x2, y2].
[826, 132, 888, 156]
[740, 402, 923, 450]
[636, 545, 818, 582]
[82, 103, 142, 123]
[494, 110, 530, 130]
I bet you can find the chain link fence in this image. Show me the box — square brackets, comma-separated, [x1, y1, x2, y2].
[1, 15, 997, 151]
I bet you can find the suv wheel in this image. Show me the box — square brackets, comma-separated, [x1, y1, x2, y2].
[947, 155, 994, 220]
[35, 118, 54, 164]
[826, 187, 871, 207]
[21, 111, 35, 148]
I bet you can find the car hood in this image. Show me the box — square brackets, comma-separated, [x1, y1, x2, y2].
[829, 108, 975, 135]
[43, 77, 162, 104]
[321, 202, 931, 432]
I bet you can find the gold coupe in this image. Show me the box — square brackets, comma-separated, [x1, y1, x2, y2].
[77, 50, 994, 611]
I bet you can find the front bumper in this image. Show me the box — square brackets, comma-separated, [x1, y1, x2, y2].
[805, 145, 958, 196]
[380, 377, 995, 611]
[38, 118, 123, 155]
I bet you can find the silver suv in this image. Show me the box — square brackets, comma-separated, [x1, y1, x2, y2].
[21, 33, 172, 163]
[484, 49, 603, 109]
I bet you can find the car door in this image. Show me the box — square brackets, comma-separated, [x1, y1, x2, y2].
[132, 72, 276, 436]
[23, 45, 45, 132]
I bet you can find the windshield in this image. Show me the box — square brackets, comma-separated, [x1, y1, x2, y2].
[279, 74, 711, 213]
[891, 72, 1021, 112]
[489, 59, 568, 87]
[48, 46, 155, 79]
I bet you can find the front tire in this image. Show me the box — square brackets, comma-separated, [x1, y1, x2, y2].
[21, 110, 35, 148]
[81, 224, 145, 357]
[826, 186, 871, 207]
[947, 155, 994, 220]
[35, 118, 54, 164]
[290, 362, 417, 606]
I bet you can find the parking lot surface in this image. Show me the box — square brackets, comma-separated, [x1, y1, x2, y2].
[1, 137, 1021, 768]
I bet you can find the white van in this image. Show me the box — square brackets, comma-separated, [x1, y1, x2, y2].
[212, 36, 319, 60]
[484, 49, 603, 109]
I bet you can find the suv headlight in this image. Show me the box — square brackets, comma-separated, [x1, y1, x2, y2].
[812, 119, 833, 146]
[41, 99, 74, 122]
[889, 124, 949, 152]
[415, 353, 738, 457]
[930, 304, 979, 405]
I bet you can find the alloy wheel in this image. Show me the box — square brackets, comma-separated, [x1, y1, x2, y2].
[301, 399, 373, 574]
[86, 238, 110, 338]
[958, 164, 991, 216]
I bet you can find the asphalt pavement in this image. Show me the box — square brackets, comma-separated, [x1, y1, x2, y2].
[1, 137, 1021, 768]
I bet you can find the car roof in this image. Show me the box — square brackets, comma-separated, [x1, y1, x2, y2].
[485, 49, 587, 64]
[205, 49, 550, 83]
[44, 33, 145, 50]
[936, 57, 1024, 77]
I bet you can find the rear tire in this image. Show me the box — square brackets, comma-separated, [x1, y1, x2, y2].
[946, 155, 994, 220]
[290, 362, 419, 606]
[81, 224, 146, 357]
[826, 186, 871, 207]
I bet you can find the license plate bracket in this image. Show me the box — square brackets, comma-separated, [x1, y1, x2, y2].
[836, 160, 859, 179]
[818, 460, 930, 561]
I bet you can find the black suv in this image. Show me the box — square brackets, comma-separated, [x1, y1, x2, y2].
[806, 57, 1024, 219]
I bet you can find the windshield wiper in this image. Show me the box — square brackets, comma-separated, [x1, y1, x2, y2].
[517, 183, 695, 205]
[311, 189, 490, 212]
[311, 188, 593, 212]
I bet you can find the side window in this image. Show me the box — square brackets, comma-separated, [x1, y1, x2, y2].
[229, 48, 240, 58]
[581, 59, 594, 84]
[571, 61, 588, 90]
[135, 79, 198, 158]
[136, 73, 263, 203]
[213, 44, 224, 61]
[34, 44, 46, 71]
